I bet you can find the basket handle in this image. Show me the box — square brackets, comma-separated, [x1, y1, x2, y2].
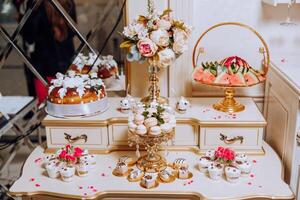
[192, 22, 270, 76]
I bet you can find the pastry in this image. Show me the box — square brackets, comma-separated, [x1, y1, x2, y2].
[149, 126, 161, 136]
[120, 98, 131, 113]
[205, 150, 215, 160]
[118, 156, 134, 166]
[235, 153, 248, 163]
[114, 162, 128, 175]
[161, 112, 171, 123]
[128, 122, 137, 132]
[46, 161, 60, 179]
[236, 161, 252, 176]
[198, 156, 212, 173]
[208, 163, 223, 180]
[128, 169, 143, 180]
[68, 53, 91, 74]
[60, 165, 76, 182]
[141, 174, 157, 189]
[176, 96, 190, 113]
[89, 55, 118, 79]
[173, 158, 188, 169]
[225, 166, 241, 183]
[144, 117, 158, 128]
[136, 124, 147, 135]
[76, 161, 90, 177]
[134, 114, 144, 125]
[160, 123, 172, 134]
[178, 166, 190, 179]
[80, 155, 96, 168]
[43, 154, 56, 168]
[159, 169, 173, 182]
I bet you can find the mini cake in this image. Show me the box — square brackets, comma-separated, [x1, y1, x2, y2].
[178, 166, 190, 179]
[120, 98, 131, 113]
[149, 126, 161, 136]
[43, 154, 56, 168]
[118, 156, 134, 166]
[141, 174, 157, 189]
[225, 166, 241, 183]
[235, 153, 248, 163]
[90, 55, 118, 79]
[208, 163, 223, 180]
[128, 169, 143, 181]
[80, 155, 96, 168]
[60, 165, 76, 182]
[236, 161, 252, 176]
[159, 169, 173, 182]
[198, 156, 212, 173]
[76, 161, 90, 177]
[173, 158, 188, 169]
[205, 150, 215, 160]
[114, 162, 128, 175]
[176, 96, 190, 113]
[47, 72, 108, 117]
[46, 161, 60, 179]
[136, 124, 147, 135]
[68, 53, 92, 74]
[144, 117, 158, 128]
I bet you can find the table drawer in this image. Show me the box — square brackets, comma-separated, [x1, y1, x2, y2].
[200, 127, 263, 152]
[46, 126, 108, 149]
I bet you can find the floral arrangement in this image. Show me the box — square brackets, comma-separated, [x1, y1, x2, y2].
[214, 146, 235, 164]
[58, 145, 83, 165]
[120, 7, 192, 68]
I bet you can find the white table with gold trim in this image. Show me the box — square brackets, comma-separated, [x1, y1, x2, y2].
[8, 142, 294, 200]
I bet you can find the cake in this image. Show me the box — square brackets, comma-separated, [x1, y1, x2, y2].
[173, 158, 188, 169]
[68, 53, 92, 74]
[235, 153, 248, 163]
[118, 156, 134, 166]
[178, 166, 190, 179]
[159, 169, 173, 182]
[193, 56, 266, 87]
[198, 156, 212, 173]
[47, 71, 108, 117]
[128, 169, 143, 181]
[225, 166, 241, 183]
[205, 150, 215, 160]
[90, 55, 118, 79]
[141, 174, 157, 188]
[76, 161, 90, 177]
[114, 162, 128, 175]
[45, 160, 60, 179]
[60, 165, 76, 182]
[176, 96, 190, 113]
[236, 160, 252, 176]
[208, 163, 223, 180]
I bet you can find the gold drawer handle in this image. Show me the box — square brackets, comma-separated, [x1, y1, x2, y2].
[64, 133, 88, 143]
[219, 133, 244, 145]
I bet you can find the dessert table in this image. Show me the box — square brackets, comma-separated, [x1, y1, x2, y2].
[8, 142, 294, 200]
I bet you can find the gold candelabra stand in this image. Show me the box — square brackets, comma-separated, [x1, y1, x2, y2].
[128, 129, 174, 173]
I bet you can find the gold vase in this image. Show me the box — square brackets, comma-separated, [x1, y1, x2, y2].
[141, 65, 168, 104]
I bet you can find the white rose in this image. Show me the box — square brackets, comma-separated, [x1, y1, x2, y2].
[173, 28, 188, 41]
[150, 29, 170, 47]
[172, 28, 189, 54]
[157, 19, 171, 30]
[157, 48, 175, 68]
[173, 40, 187, 54]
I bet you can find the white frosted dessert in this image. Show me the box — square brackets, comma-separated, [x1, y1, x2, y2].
[60, 166, 76, 182]
[160, 123, 173, 134]
[198, 156, 212, 173]
[43, 154, 56, 168]
[134, 114, 144, 125]
[149, 126, 162, 136]
[46, 161, 60, 179]
[208, 163, 223, 180]
[120, 98, 131, 112]
[173, 158, 188, 169]
[129, 169, 143, 180]
[141, 174, 157, 188]
[118, 156, 134, 166]
[225, 166, 241, 183]
[128, 122, 137, 132]
[159, 169, 172, 182]
[235, 153, 248, 163]
[144, 117, 158, 128]
[178, 166, 190, 179]
[114, 162, 128, 175]
[76, 161, 90, 177]
[236, 161, 252, 176]
[136, 124, 147, 135]
[205, 150, 215, 160]
[176, 96, 190, 113]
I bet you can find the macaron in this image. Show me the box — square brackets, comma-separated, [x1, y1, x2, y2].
[134, 114, 145, 125]
[161, 112, 171, 123]
[149, 126, 161, 136]
[136, 125, 147, 135]
[144, 117, 158, 128]
[160, 123, 172, 133]
[128, 122, 137, 132]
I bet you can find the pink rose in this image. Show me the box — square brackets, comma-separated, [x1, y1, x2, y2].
[137, 38, 158, 57]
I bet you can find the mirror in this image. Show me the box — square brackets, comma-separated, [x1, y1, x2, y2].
[0, 0, 127, 100]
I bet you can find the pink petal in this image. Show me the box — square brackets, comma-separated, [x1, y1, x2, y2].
[35, 183, 40, 187]
[250, 174, 255, 178]
[93, 189, 97, 192]
[247, 182, 252, 185]
[84, 193, 87, 196]
[79, 186, 83, 189]
[30, 178, 35, 182]
[253, 160, 257, 163]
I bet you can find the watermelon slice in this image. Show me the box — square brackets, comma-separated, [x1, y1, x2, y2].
[214, 71, 231, 85]
[193, 68, 205, 82]
[229, 72, 246, 86]
[244, 72, 260, 86]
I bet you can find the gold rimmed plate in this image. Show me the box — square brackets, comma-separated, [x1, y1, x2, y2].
[139, 180, 159, 189]
[158, 174, 176, 183]
[127, 173, 144, 182]
[112, 168, 133, 177]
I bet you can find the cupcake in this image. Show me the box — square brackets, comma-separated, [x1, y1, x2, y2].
[173, 158, 188, 169]
[120, 98, 131, 113]
[76, 161, 90, 177]
[141, 174, 157, 189]
[178, 166, 190, 179]
[136, 124, 147, 135]
[225, 166, 241, 183]
[134, 114, 144, 125]
[114, 162, 128, 175]
[43, 154, 56, 168]
[208, 163, 223, 180]
[198, 156, 212, 173]
[176, 96, 190, 113]
[236, 161, 252, 176]
[235, 153, 248, 163]
[80, 155, 96, 168]
[60, 165, 76, 182]
[46, 161, 60, 179]
[149, 126, 161, 136]
[128, 169, 143, 180]
[160, 123, 172, 134]
[144, 117, 158, 128]
[159, 169, 173, 182]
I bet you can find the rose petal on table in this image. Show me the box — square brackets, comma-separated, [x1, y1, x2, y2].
[29, 178, 35, 182]
[35, 183, 40, 187]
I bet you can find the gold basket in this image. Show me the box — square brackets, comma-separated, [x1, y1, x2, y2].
[192, 22, 270, 113]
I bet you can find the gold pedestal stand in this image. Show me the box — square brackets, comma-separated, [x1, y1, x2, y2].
[141, 65, 168, 105]
[128, 130, 174, 173]
[213, 88, 245, 113]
